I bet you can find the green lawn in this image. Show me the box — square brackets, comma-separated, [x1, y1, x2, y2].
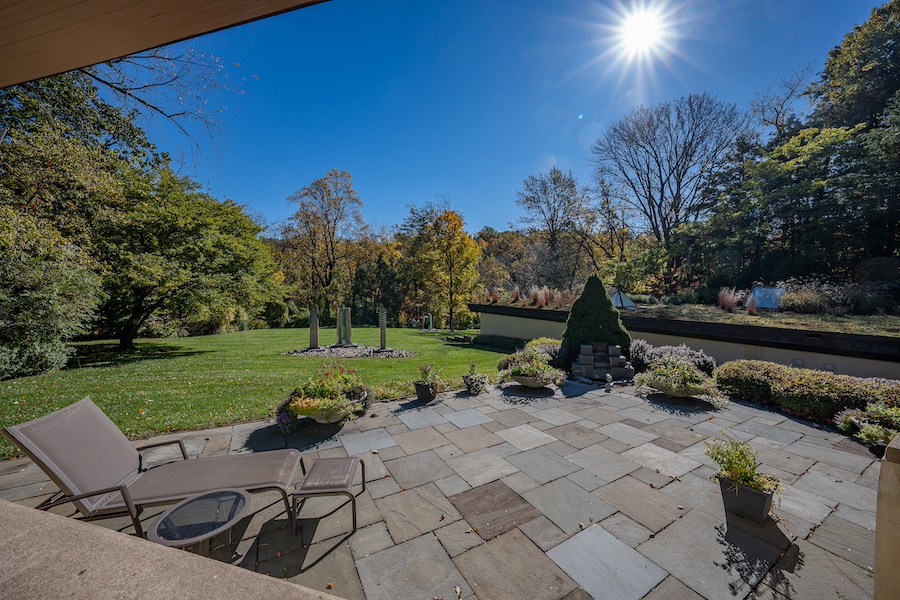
[0, 328, 508, 460]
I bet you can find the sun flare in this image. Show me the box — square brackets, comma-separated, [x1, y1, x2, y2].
[616, 6, 669, 61]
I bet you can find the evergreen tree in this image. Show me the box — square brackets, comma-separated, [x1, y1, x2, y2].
[560, 274, 631, 369]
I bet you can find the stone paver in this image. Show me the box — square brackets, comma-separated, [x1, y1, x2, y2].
[637, 508, 786, 599]
[519, 515, 570, 551]
[598, 422, 659, 447]
[567, 444, 641, 482]
[340, 428, 398, 456]
[449, 480, 541, 540]
[374, 482, 461, 543]
[622, 442, 702, 478]
[523, 478, 617, 535]
[391, 427, 449, 455]
[396, 407, 449, 431]
[505, 446, 580, 485]
[446, 448, 519, 487]
[454, 528, 577, 600]
[495, 424, 557, 451]
[548, 524, 668, 600]
[807, 514, 875, 572]
[383, 449, 454, 489]
[545, 423, 607, 449]
[593, 475, 687, 532]
[357, 533, 472, 600]
[443, 425, 503, 453]
[443, 408, 494, 429]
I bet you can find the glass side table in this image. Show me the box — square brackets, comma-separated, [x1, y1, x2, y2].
[147, 489, 252, 556]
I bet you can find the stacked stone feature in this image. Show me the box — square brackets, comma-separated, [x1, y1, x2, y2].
[571, 343, 636, 381]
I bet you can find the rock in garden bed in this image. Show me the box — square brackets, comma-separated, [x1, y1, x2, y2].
[285, 345, 414, 359]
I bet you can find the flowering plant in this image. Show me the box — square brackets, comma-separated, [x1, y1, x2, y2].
[274, 365, 371, 433]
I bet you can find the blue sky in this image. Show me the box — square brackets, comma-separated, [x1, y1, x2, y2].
[156, 0, 879, 233]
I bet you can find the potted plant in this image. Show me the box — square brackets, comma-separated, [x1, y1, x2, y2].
[414, 364, 448, 402]
[509, 357, 566, 389]
[274, 365, 370, 432]
[462, 362, 489, 396]
[635, 356, 727, 409]
[705, 434, 782, 523]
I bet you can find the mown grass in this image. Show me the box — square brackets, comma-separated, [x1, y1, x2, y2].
[634, 304, 900, 337]
[0, 328, 507, 460]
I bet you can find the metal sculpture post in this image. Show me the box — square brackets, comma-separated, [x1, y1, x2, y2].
[335, 306, 343, 346]
[309, 306, 319, 350]
[379, 308, 388, 351]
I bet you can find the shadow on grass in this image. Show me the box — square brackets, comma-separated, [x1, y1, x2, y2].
[67, 342, 211, 370]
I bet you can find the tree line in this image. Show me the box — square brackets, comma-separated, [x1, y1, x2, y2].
[2, 1, 899, 380]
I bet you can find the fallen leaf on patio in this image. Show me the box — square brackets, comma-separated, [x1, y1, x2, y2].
[578, 523, 585, 530]
[649, 483, 655, 488]
[276, 551, 281, 557]
[677, 505, 684, 510]
[383, 475, 391, 479]
[440, 513, 446, 521]
[326, 582, 335, 589]
[465, 527, 478, 533]
[655, 469, 660, 473]
[455, 585, 462, 596]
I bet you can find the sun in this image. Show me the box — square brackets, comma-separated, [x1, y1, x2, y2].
[615, 6, 669, 61]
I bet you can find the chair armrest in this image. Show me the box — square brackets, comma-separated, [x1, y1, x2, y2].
[41, 484, 145, 537]
[135, 438, 189, 460]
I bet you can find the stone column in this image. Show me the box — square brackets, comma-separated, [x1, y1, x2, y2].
[335, 307, 343, 347]
[379, 308, 387, 350]
[309, 306, 319, 349]
[345, 307, 354, 346]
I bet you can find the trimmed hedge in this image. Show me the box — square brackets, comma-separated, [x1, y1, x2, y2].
[714, 360, 900, 421]
[471, 334, 526, 352]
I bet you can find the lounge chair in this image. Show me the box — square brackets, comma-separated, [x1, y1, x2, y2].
[2, 397, 301, 537]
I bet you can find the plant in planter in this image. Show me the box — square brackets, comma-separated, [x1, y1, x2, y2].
[509, 355, 566, 388]
[274, 365, 371, 432]
[705, 434, 782, 523]
[836, 402, 900, 447]
[635, 356, 728, 408]
[415, 363, 448, 402]
[462, 363, 489, 396]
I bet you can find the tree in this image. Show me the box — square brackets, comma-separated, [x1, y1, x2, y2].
[97, 166, 279, 349]
[560, 274, 631, 370]
[591, 93, 745, 249]
[0, 207, 101, 379]
[280, 169, 363, 312]
[809, 0, 900, 128]
[431, 211, 482, 331]
[515, 168, 596, 288]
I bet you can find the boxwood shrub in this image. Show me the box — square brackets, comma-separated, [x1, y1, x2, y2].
[714, 360, 900, 421]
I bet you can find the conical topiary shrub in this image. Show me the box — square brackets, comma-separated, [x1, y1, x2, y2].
[560, 274, 631, 370]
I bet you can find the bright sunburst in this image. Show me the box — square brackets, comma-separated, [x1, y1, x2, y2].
[615, 5, 671, 62]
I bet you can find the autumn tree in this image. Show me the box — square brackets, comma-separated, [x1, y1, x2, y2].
[431, 211, 482, 331]
[279, 169, 363, 313]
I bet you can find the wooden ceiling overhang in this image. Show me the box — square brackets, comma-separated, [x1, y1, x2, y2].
[0, 0, 327, 89]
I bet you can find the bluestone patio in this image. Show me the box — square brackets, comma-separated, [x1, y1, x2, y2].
[0, 383, 878, 599]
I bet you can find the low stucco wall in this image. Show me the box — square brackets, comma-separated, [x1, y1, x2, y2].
[478, 312, 899, 378]
[876, 437, 900, 599]
[0, 500, 335, 600]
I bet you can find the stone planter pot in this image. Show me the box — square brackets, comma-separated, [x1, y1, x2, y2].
[414, 382, 436, 402]
[511, 375, 546, 388]
[717, 476, 774, 523]
[309, 412, 343, 424]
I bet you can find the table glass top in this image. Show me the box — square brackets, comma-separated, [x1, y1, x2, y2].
[154, 490, 249, 542]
